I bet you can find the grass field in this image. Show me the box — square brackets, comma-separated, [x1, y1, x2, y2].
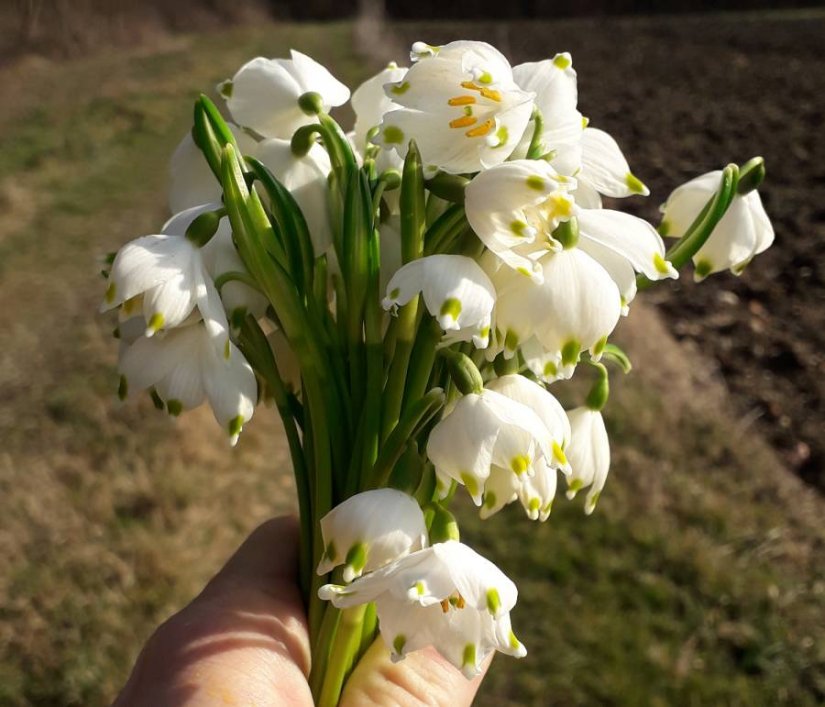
[0, 18, 823, 706]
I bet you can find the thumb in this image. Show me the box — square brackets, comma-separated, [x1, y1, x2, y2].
[340, 637, 492, 707]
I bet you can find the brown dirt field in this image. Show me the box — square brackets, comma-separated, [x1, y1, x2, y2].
[392, 11, 825, 490]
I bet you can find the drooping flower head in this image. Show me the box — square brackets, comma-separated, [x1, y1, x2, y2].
[320, 541, 526, 678]
[376, 41, 535, 174]
[220, 50, 350, 139]
[660, 170, 774, 280]
[317, 489, 428, 582]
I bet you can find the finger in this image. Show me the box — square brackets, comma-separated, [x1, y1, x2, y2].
[340, 637, 492, 707]
[115, 516, 313, 707]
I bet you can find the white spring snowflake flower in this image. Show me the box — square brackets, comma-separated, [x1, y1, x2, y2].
[426, 389, 554, 508]
[220, 50, 350, 139]
[512, 54, 649, 203]
[100, 223, 230, 355]
[465, 158, 674, 286]
[162, 204, 268, 321]
[317, 489, 428, 582]
[660, 170, 774, 280]
[564, 406, 610, 515]
[319, 540, 526, 678]
[382, 254, 496, 349]
[118, 322, 257, 445]
[375, 40, 535, 174]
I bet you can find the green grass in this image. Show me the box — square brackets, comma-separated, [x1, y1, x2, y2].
[0, 20, 823, 707]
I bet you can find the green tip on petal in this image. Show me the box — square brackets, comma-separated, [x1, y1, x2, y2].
[504, 329, 520, 352]
[393, 634, 407, 655]
[657, 219, 672, 237]
[625, 172, 648, 195]
[460, 472, 481, 501]
[383, 126, 405, 145]
[486, 588, 501, 615]
[568, 478, 584, 494]
[390, 81, 411, 95]
[146, 313, 164, 335]
[439, 297, 462, 321]
[525, 175, 546, 191]
[344, 542, 367, 576]
[553, 53, 572, 70]
[483, 491, 497, 509]
[461, 643, 476, 668]
[117, 375, 128, 401]
[167, 399, 183, 417]
[694, 258, 713, 280]
[228, 414, 244, 439]
[323, 540, 337, 564]
[149, 388, 165, 411]
[218, 80, 233, 99]
[510, 454, 530, 475]
[653, 253, 674, 276]
[104, 281, 117, 304]
[561, 339, 580, 367]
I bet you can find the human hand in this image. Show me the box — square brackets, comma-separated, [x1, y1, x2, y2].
[115, 517, 491, 706]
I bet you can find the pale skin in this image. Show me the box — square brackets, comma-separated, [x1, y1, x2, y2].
[115, 517, 491, 706]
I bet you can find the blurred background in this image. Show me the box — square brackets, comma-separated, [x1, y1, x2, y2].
[1, 1, 824, 704]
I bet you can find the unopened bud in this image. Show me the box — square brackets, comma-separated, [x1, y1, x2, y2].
[425, 173, 470, 204]
[291, 124, 321, 157]
[440, 349, 484, 395]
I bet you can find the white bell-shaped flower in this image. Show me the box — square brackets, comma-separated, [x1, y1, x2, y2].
[221, 50, 350, 139]
[319, 540, 526, 678]
[162, 204, 268, 321]
[317, 489, 428, 582]
[101, 225, 229, 352]
[565, 406, 610, 515]
[118, 322, 257, 445]
[168, 125, 257, 214]
[660, 170, 774, 280]
[512, 53, 582, 174]
[383, 254, 496, 349]
[465, 158, 675, 286]
[352, 62, 408, 152]
[375, 40, 534, 174]
[426, 389, 552, 506]
[491, 248, 622, 371]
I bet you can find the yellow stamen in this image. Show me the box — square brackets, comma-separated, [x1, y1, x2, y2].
[450, 115, 477, 129]
[441, 599, 451, 613]
[448, 95, 476, 106]
[479, 87, 502, 102]
[465, 119, 494, 138]
[456, 594, 466, 609]
[461, 80, 482, 91]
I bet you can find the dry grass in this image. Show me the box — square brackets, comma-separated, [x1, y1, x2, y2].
[0, 17, 822, 706]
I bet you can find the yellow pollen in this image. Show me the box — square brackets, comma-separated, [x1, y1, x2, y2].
[465, 119, 494, 138]
[441, 599, 451, 613]
[450, 115, 477, 129]
[461, 80, 482, 91]
[448, 95, 476, 106]
[479, 87, 502, 102]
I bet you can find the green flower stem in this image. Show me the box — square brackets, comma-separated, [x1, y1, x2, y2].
[358, 602, 378, 658]
[423, 203, 468, 255]
[382, 142, 426, 441]
[309, 603, 342, 698]
[401, 316, 442, 411]
[525, 107, 545, 160]
[236, 316, 312, 597]
[372, 388, 445, 488]
[317, 605, 367, 707]
[212, 270, 262, 295]
[584, 361, 610, 411]
[637, 164, 740, 290]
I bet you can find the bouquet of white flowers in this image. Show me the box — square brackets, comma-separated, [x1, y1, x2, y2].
[101, 40, 773, 704]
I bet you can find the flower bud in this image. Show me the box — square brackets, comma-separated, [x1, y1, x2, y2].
[298, 91, 324, 116]
[184, 209, 223, 247]
[440, 349, 484, 395]
[428, 504, 460, 543]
